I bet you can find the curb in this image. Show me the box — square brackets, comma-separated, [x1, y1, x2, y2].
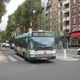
[56, 55, 79, 61]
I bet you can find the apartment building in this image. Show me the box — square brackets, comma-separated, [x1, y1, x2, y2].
[58, 0, 70, 36]
[58, 0, 80, 46]
[70, 0, 80, 46]
[45, 0, 60, 38]
[45, 0, 80, 46]
[45, 0, 52, 30]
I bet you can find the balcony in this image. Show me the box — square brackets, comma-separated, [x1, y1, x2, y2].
[64, 12, 69, 17]
[63, 17, 70, 21]
[63, 8, 70, 13]
[64, 3, 69, 9]
[63, 0, 69, 5]
[63, 25, 70, 30]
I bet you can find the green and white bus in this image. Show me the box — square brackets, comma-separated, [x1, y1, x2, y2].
[15, 31, 56, 61]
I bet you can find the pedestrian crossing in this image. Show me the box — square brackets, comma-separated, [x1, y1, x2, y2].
[0, 54, 24, 63]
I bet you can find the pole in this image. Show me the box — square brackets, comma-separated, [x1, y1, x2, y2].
[29, 0, 32, 28]
[59, 0, 67, 59]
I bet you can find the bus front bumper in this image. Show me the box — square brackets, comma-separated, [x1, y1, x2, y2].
[29, 55, 56, 60]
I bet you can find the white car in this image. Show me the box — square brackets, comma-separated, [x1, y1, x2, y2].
[10, 43, 15, 49]
[2, 43, 10, 47]
[5, 43, 10, 47]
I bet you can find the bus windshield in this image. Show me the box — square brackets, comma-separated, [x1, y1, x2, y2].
[31, 37, 55, 50]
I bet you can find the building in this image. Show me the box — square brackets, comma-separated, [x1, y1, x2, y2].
[58, 0, 80, 47]
[58, 0, 70, 36]
[45, 0, 60, 37]
[69, 0, 80, 46]
[44, 0, 80, 47]
[45, 0, 52, 30]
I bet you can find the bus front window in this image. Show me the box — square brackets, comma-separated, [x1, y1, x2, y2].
[31, 37, 55, 50]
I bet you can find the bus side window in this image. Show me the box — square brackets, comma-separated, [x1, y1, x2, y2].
[27, 40, 30, 49]
[23, 39, 27, 48]
[30, 40, 33, 50]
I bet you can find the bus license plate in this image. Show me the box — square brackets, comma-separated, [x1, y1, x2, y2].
[41, 58, 47, 60]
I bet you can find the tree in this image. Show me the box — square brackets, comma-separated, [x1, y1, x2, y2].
[37, 10, 50, 30]
[0, 31, 7, 42]
[5, 0, 42, 41]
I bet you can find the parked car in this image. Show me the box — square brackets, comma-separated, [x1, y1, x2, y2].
[10, 43, 15, 49]
[2, 43, 10, 47]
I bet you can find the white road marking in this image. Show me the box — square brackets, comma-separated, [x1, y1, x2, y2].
[8, 55, 17, 62]
[3, 60, 8, 63]
[56, 55, 79, 61]
[13, 55, 24, 61]
[0, 51, 7, 62]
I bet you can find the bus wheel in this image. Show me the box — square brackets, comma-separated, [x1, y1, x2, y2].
[23, 53, 27, 61]
[78, 51, 80, 55]
[15, 51, 18, 55]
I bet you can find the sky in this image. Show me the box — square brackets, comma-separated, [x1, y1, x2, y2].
[0, 0, 48, 31]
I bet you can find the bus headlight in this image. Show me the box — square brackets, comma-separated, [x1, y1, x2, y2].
[52, 49, 56, 54]
[52, 50, 56, 56]
[30, 50, 36, 57]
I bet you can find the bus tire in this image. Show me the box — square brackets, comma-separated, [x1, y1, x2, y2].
[15, 51, 18, 55]
[78, 51, 80, 55]
[23, 52, 27, 61]
[14, 49, 18, 55]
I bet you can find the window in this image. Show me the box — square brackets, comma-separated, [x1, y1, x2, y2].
[72, 8, 76, 15]
[79, 6, 80, 13]
[79, 17, 80, 23]
[78, 26, 80, 30]
[72, 17, 76, 24]
[72, 0, 76, 4]
[79, 0, 80, 3]
[72, 26, 76, 31]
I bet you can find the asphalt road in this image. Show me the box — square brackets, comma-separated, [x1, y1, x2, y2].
[0, 48, 80, 80]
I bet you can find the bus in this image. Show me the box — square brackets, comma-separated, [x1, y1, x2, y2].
[15, 31, 56, 61]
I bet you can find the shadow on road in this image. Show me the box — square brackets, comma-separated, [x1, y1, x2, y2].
[28, 60, 55, 64]
[15, 53, 55, 64]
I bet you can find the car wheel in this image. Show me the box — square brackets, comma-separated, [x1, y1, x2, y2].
[78, 51, 80, 55]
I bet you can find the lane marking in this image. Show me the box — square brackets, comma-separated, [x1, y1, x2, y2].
[56, 55, 79, 61]
[0, 51, 7, 61]
[8, 55, 17, 62]
[3, 60, 8, 63]
[13, 55, 24, 61]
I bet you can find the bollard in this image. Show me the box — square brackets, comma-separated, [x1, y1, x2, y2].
[63, 49, 67, 59]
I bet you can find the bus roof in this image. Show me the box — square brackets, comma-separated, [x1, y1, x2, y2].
[15, 31, 54, 39]
[15, 33, 32, 39]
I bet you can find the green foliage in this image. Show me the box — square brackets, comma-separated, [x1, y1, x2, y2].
[37, 12, 50, 30]
[5, 0, 43, 41]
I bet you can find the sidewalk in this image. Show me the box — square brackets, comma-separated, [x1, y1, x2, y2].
[56, 54, 80, 61]
[56, 48, 80, 61]
[0, 51, 7, 61]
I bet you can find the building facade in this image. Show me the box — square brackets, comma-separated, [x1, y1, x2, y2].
[58, 0, 70, 36]
[45, 0, 60, 38]
[45, 0, 80, 46]
[70, 0, 80, 46]
[71, 0, 80, 32]
[45, 0, 52, 30]
[58, 0, 80, 46]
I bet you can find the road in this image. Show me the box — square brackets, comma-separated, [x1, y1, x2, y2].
[0, 48, 80, 80]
